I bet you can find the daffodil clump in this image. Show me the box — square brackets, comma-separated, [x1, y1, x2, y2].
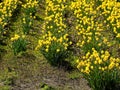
[104, 1, 120, 42]
[21, 0, 38, 34]
[36, 0, 74, 65]
[11, 34, 27, 55]
[21, 13, 35, 34]
[77, 48, 120, 74]
[68, 0, 120, 53]
[77, 48, 120, 90]
[21, 0, 38, 15]
[36, 32, 72, 65]
[0, 0, 19, 52]
[0, 0, 19, 33]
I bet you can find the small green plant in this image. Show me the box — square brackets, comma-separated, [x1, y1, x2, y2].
[68, 70, 81, 79]
[40, 83, 55, 90]
[11, 34, 27, 55]
[0, 68, 17, 90]
[21, 0, 38, 34]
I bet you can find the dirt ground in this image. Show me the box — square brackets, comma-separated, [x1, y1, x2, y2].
[7, 52, 91, 90]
